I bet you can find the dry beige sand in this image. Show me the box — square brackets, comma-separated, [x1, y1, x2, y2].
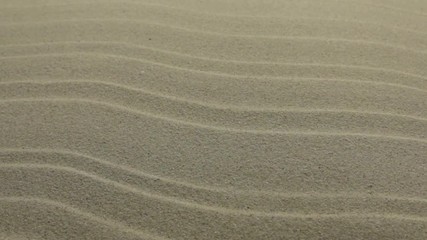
[0, 0, 426, 239]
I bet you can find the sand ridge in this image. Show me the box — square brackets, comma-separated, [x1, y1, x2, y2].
[0, 0, 426, 239]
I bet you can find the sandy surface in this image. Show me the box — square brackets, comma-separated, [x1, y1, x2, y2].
[0, 0, 426, 239]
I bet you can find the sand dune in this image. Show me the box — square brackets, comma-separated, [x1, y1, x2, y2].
[0, 0, 426, 239]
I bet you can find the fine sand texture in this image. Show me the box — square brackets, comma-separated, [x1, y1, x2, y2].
[0, 0, 426, 239]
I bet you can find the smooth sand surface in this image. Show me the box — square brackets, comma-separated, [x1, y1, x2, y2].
[0, 0, 426, 239]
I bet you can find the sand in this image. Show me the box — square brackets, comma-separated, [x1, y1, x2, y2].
[0, 0, 426, 239]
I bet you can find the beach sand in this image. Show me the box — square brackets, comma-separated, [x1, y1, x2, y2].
[0, 0, 426, 239]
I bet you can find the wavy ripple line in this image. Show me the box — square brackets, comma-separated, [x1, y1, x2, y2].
[1, 18, 426, 54]
[1, 80, 426, 118]
[1, 164, 426, 221]
[0, 196, 168, 240]
[1, 49, 426, 84]
[1, 148, 426, 203]
[1, 98, 426, 143]
[2, 0, 426, 25]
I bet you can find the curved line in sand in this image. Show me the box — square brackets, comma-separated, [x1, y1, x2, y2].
[1, 18, 427, 54]
[1, 50, 426, 83]
[1, 148, 426, 203]
[1, 80, 426, 121]
[0, 196, 168, 240]
[2, 0, 426, 24]
[1, 98, 426, 143]
[1, 164, 426, 221]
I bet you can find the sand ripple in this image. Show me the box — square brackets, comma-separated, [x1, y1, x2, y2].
[0, 0, 426, 239]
